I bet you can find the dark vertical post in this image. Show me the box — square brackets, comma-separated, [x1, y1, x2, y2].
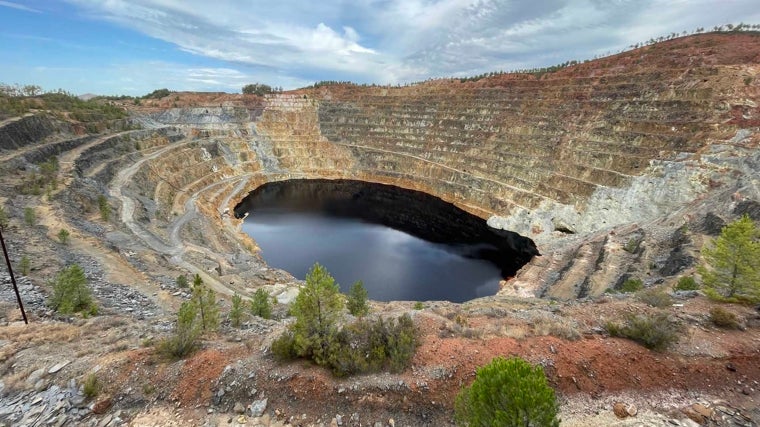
[0, 227, 28, 324]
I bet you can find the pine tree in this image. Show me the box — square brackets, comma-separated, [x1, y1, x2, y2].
[191, 274, 220, 331]
[290, 263, 344, 365]
[230, 293, 244, 327]
[50, 264, 97, 315]
[455, 357, 559, 427]
[346, 280, 369, 317]
[250, 288, 272, 319]
[159, 300, 200, 359]
[698, 215, 760, 303]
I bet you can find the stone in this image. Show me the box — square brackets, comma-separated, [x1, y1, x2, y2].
[691, 403, 713, 419]
[26, 368, 46, 385]
[250, 398, 267, 417]
[613, 402, 629, 419]
[681, 407, 705, 424]
[48, 360, 70, 374]
[91, 397, 112, 414]
[233, 402, 245, 414]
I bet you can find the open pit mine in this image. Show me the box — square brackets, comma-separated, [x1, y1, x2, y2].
[1, 33, 759, 426]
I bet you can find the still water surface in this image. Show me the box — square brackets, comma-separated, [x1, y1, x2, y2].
[241, 207, 503, 302]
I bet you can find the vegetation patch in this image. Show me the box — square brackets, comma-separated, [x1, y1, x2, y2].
[709, 306, 742, 329]
[606, 312, 681, 351]
[455, 356, 559, 427]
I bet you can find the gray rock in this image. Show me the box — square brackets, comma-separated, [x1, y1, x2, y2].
[250, 398, 267, 417]
[49, 360, 70, 374]
[233, 402, 245, 414]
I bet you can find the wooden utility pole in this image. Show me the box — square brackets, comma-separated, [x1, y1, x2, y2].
[0, 226, 28, 324]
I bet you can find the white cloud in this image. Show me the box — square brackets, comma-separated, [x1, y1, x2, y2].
[61, 0, 760, 88]
[0, 1, 41, 13]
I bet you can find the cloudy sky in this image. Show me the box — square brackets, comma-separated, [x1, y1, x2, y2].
[0, 0, 758, 95]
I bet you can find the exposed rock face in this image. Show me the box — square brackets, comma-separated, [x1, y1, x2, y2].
[5, 33, 758, 300]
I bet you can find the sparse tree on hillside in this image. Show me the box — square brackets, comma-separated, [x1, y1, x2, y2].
[250, 288, 272, 319]
[698, 215, 760, 303]
[290, 263, 344, 365]
[159, 300, 201, 359]
[23, 207, 36, 227]
[229, 293, 244, 327]
[50, 264, 97, 316]
[242, 83, 273, 96]
[346, 280, 369, 317]
[191, 274, 220, 331]
[57, 228, 70, 244]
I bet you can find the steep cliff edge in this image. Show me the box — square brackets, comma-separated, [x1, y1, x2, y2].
[131, 33, 760, 299]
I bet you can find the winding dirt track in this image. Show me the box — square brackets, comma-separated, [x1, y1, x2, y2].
[107, 136, 242, 295]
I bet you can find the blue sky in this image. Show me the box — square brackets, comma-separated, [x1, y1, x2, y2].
[1, 0, 758, 96]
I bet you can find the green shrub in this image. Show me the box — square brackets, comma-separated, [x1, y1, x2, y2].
[618, 278, 644, 293]
[745, 76, 753, 86]
[606, 312, 681, 351]
[250, 288, 272, 319]
[674, 276, 699, 291]
[18, 255, 30, 276]
[413, 302, 424, 310]
[455, 357, 559, 427]
[50, 264, 97, 316]
[698, 215, 760, 303]
[57, 228, 70, 244]
[346, 280, 369, 317]
[289, 263, 344, 365]
[271, 331, 298, 360]
[325, 314, 419, 377]
[83, 373, 100, 398]
[23, 207, 36, 227]
[176, 274, 188, 288]
[0, 205, 9, 230]
[98, 195, 110, 221]
[709, 306, 741, 329]
[637, 288, 673, 308]
[229, 293, 244, 328]
[191, 274, 219, 331]
[158, 301, 200, 359]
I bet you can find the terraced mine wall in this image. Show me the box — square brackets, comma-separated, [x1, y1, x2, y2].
[128, 34, 760, 298]
[3, 34, 754, 300]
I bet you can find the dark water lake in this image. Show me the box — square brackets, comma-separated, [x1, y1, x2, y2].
[236, 180, 535, 302]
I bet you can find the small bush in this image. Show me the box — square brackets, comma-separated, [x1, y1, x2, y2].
[606, 312, 681, 351]
[23, 207, 36, 227]
[250, 288, 272, 319]
[710, 307, 741, 329]
[229, 293, 244, 328]
[176, 274, 188, 288]
[98, 195, 110, 221]
[158, 301, 200, 359]
[271, 331, 298, 360]
[637, 288, 673, 308]
[745, 76, 753, 86]
[533, 314, 581, 341]
[18, 255, 30, 276]
[455, 356, 559, 427]
[413, 302, 424, 310]
[674, 276, 699, 291]
[0, 205, 9, 230]
[346, 280, 369, 317]
[326, 314, 419, 376]
[83, 374, 100, 398]
[618, 278, 644, 293]
[57, 228, 70, 244]
[50, 264, 97, 316]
